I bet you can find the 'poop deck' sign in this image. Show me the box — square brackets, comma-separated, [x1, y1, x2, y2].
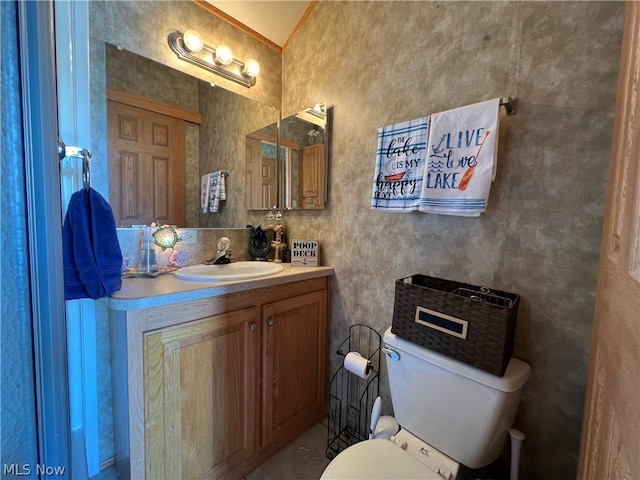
[291, 240, 319, 267]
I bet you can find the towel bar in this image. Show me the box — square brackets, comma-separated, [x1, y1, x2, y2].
[500, 96, 517, 116]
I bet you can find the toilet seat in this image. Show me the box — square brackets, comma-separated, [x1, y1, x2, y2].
[320, 439, 443, 479]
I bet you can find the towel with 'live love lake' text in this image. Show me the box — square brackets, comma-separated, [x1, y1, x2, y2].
[419, 98, 500, 216]
[371, 116, 430, 211]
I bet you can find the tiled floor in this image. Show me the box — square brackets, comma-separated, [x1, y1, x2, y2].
[97, 419, 509, 479]
[246, 421, 331, 480]
[245, 419, 511, 480]
[96, 420, 331, 480]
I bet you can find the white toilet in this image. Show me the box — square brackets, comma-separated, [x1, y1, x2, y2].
[321, 327, 531, 480]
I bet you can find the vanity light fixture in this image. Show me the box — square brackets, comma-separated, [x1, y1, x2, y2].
[168, 30, 259, 88]
[296, 102, 327, 128]
[308, 103, 327, 120]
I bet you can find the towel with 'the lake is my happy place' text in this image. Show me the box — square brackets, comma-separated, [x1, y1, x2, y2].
[371, 116, 430, 211]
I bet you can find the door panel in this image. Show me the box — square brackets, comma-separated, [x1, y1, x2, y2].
[578, 3, 640, 478]
[144, 307, 260, 479]
[262, 290, 328, 448]
[262, 157, 277, 209]
[108, 101, 186, 227]
[246, 136, 263, 210]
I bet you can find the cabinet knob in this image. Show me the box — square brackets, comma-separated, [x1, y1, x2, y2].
[250, 322, 258, 331]
[268, 318, 275, 326]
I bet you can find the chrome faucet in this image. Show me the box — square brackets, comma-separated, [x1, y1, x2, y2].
[204, 237, 233, 265]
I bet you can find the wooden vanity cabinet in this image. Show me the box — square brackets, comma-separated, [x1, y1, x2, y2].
[144, 307, 261, 479]
[262, 289, 328, 450]
[110, 276, 330, 480]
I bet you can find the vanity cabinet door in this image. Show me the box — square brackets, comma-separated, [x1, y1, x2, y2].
[262, 289, 328, 449]
[144, 307, 261, 480]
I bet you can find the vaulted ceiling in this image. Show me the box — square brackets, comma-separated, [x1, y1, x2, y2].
[204, 1, 313, 48]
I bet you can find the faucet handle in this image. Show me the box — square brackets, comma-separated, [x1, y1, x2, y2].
[217, 236, 231, 252]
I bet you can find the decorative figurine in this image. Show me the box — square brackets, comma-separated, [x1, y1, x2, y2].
[272, 223, 286, 263]
[247, 225, 271, 261]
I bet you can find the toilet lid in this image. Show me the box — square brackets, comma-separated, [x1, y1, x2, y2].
[320, 439, 442, 479]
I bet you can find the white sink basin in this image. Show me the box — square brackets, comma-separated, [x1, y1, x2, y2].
[174, 261, 284, 282]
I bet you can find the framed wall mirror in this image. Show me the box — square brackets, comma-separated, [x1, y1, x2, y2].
[244, 102, 331, 211]
[280, 103, 330, 210]
[105, 44, 280, 228]
[105, 44, 330, 224]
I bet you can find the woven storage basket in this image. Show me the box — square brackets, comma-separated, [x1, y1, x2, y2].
[391, 274, 519, 376]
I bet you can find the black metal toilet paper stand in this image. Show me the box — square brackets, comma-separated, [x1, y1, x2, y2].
[326, 324, 381, 459]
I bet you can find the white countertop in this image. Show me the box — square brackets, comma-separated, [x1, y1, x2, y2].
[109, 264, 334, 310]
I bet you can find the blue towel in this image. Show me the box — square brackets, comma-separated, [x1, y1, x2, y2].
[371, 117, 430, 211]
[63, 188, 123, 300]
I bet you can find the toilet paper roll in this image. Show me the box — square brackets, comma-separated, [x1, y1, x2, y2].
[344, 352, 371, 379]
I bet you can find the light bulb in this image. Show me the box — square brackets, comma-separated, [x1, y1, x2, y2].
[242, 58, 260, 78]
[182, 30, 203, 53]
[214, 45, 234, 66]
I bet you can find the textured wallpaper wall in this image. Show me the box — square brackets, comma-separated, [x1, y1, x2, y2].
[282, 2, 625, 479]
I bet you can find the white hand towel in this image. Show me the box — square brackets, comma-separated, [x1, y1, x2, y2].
[371, 116, 430, 211]
[419, 98, 500, 216]
[209, 171, 226, 213]
[218, 171, 226, 201]
[201, 173, 211, 213]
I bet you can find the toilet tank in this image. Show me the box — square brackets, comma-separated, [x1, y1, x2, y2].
[383, 327, 531, 469]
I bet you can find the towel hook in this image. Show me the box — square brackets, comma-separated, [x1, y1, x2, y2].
[59, 138, 92, 190]
[82, 149, 91, 190]
[57, 138, 67, 161]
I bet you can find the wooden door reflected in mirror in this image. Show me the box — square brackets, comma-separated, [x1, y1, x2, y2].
[280, 103, 330, 210]
[108, 95, 189, 227]
[245, 133, 278, 210]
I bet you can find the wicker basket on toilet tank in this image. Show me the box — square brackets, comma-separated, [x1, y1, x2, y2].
[391, 274, 519, 376]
